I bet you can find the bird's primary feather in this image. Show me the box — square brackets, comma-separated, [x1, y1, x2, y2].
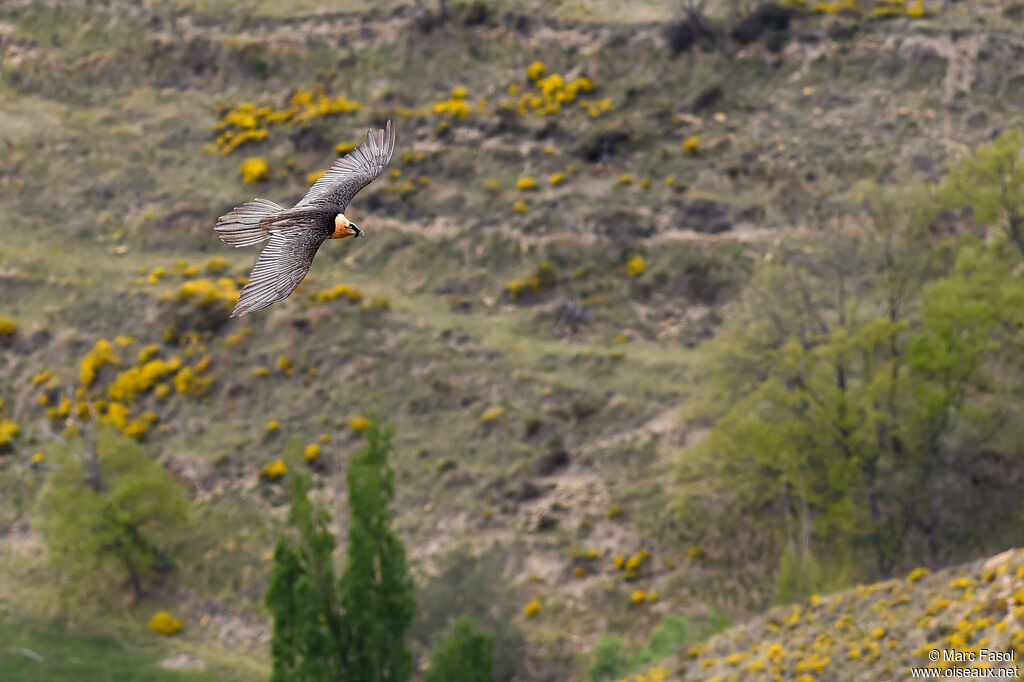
[296, 119, 396, 210]
[230, 230, 325, 318]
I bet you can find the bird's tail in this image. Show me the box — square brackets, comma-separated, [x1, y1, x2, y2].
[214, 198, 285, 247]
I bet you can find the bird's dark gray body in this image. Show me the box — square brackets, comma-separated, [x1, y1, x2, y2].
[213, 121, 396, 317]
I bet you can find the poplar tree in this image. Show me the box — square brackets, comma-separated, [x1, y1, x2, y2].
[266, 425, 415, 682]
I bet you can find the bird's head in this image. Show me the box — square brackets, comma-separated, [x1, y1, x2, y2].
[332, 213, 363, 239]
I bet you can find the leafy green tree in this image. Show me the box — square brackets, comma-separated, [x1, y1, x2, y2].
[266, 424, 416, 682]
[423, 617, 493, 682]
[673, 178, 1024, 599]
[35, 426, 188, 598]
[340, 422, 416, 682]
[266, 456, 346, 682]
[939, 128, 1024, 255]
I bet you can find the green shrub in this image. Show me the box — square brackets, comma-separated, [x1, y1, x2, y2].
[587, 636, 626, 682]
[35, 427, 188, 598]
[415, 548, 526, 682]
[424, 617, 492, 682]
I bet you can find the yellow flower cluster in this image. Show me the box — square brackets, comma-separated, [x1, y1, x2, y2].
[549, 172, 567, 186]
[107, 356, 182, 403]
[315, 284, 364, 303]
[432, 86, 486, 120]
[805, 0, 924, 15]
[239, 157, 269, 184]
[480, 406, 506, 423]
[512, 200, 529, 214]
[613, 548, 651, 580]
[0, 316, 17, 338]
[148, 611, 184, 636]
[81, 339, 120, 387]
[683, 136, 701, 155]
[523, 598, 541, 619]
[176, 278, 239, 309]
[123, 410, 159, 441]
[44, 397, 72, 421]
[504, 262, 557, 301]
[626, 255, 647, 277]
[0, 419, 20, 446]
[304, 443, 321, 461]
[510, 62, 599, 117]
[517, 176, 538, 191]
[100, 401, 129, 430]
[137, 344, 160, 363]
[908, 567, 931, 583]
[223, 327, 252, 347]
[174, 363, 215, 398]
[580, 98, 614, 118]
[350, 415, 371, 432]
[276, 355, 293, 376]
[210, 87, 362, 154]
[261, 459, 287, 480]
[630, 589, 658, 604]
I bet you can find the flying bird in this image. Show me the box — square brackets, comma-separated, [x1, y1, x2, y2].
[214, 120, 396, 318]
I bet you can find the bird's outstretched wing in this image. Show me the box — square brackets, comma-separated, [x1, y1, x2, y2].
[296, 120, 396, 210]
[230, 230, 325, 318]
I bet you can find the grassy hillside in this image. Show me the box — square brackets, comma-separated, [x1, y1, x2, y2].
[2, 0, 1024, 679]
[622, 548, 1024, 681]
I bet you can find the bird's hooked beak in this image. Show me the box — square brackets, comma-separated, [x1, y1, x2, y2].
[350, 222, 363, 238]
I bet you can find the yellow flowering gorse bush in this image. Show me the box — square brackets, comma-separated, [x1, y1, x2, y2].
[431, 86, 485, 121]
[480, 406, 506, 423]
[210, 87, 361, 154]
[261, 459, 287, 480]
[0, 316, 17, 338]
[239, 157, 270, 184]
[315, 284, 364, 303]
[148, 611, 184, 636]
[0, 419, 21, 446]
[503, 61, 602, 118]
[81, 339, 119, 387]
[626, 255, 647, 277]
